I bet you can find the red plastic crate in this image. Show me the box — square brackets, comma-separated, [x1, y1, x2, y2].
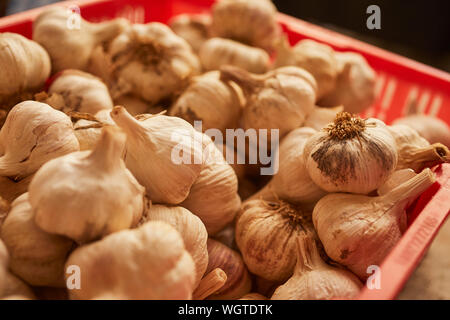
[0, 0, 449, 300]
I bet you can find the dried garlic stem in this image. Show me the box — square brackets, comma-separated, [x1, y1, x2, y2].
[220, 66, 263, 95]
[398, 143, 450, 172]
[193, 268, 227, 300]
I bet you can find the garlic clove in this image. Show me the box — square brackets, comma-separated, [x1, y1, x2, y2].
[29, 126, 146, 243]
[0, 101, 80, 180]
[169, 14, 212, 53]
[66, 221, 196, 300]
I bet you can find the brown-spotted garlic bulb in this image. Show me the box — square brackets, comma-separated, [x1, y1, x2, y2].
[220, 66, 317, 142]
[169, 71, 243, 133]
[211, 0, 281, 51]
[110, 106, 206, 204]
[313, 168, 436, 279]
[1, 193, 74, 287]
[0, 33, 51, 108]
[303, 112, 397, 194]
[169, 14, 211, 53]
[205, 238, 251, 300]
[28, 126, 146, 243]
[236, 199, 317, 282]
[144, 205, 208, 287]
[200, 38, 270, 73]
[388, 124, 449, 172]
[98, 23, 200, 104]
[275, 38, 338, 99]
[271, 235, 362, 300]
[33, 7, 128, 73]
[181, 141, 241, 235]
[1, 272, 36, 300]
[304, 105, 344, 131]
[66, 221, 196, 300]
[0, 101, 79, 180]
[0, 239, 8, 297]
[318, 52, 376, 114]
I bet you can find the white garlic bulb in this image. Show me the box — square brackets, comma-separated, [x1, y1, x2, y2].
[169, 14, 211, 53]
[303, 112, 398, 194]
[29, 126, 146, 243]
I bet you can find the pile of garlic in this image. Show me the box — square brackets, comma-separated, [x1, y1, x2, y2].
[0, 0, 449, 301]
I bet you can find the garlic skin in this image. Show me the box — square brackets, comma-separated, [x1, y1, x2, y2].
[33, 7, 127, 72]
[377, 169, 416, 196]
[144, 205, 209, 287]
[205, 238, 252, 300]
[46, 70, 113, 114]
[29, 126, 145, 243]
[0, 196, 9, 229]
[304, 105, 344, 131]
[393, 115, 450, 148]
[111, 106, 205, 204]
[0, 175, 33, 204]
[240, 293, 268, 300]
[200, 38, 270, 74]
[1, 272, 36, 300]
[313, 168, 436, 279]
[73, 109, 115, 151]
[1, 193, 74, 287]
[114, 94, 165, 116]
[275, 38, 338, 99]
[221, 66, 317, 142]
[0, 239, 8, 297]
[66, 221, 196, 300]
[0, 101, 79, 180]
[271, 235, 362, 300]
[318, 52, 376, 114]
[170, 71, 243, 133]
[211, 0, 280, 51]
[304, 112, 398, 194]
[0, 33, 51, 107]
[169, 14, 211, 53]
[236, 199, 317, 282]
[181, 142, 241, 235]
[100, 23, 200, 104]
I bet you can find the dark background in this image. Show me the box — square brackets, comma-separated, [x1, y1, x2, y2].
[1, 0, 449, 71]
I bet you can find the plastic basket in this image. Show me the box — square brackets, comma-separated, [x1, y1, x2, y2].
[0, 0, 449, 300]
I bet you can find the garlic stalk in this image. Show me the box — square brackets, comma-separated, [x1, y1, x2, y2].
[193, 268, 227, 300]
[377, 169, 416, 196]
[29, 126, 146, 243]
[0, 101, 79, 180]
[169, 14, 211, 53]
[313, 168, 436, 279]
[73, 109, 115, 151]
[303, 112, 398, 194]
[271, 235, 362, 300]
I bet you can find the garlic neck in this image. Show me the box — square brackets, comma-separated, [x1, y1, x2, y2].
[87, 126, 126, 170]
[219, 66, 263, 96]
[110, 106, 150, 146]
[295, 235, 326, 274]
[92, 19, 128, 44]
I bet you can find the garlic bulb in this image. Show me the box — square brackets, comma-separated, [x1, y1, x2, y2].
[0, 33, 51, 107]
[205, 238, 252, 300]
[96, 23, 200, 104]
[29, 126, 146, 243]
[318, 52, 376, 114]
[304, 105, 344, 131]
[393, 114, 450, 148]
[66, 221, 196, 300]
[73, 109, 115, 151]
[0, 175, 33, 203]
[271, 235, 362, 300]
[114, 94, 165, 116]
[169, 14, 211, 53]
[303, 112, 398, 194]
[111, 106, 206, 204]
[251, 127, 326, 205]
[0, 101, 79, 180]
[144, 205, 208, 287]
[181, 142, 241, 235]
[275, 38, 338, 99]
[33, 7, 127, 72]
[220, 66, 317, 142]
[200, 38, 270, 73]
[1, 193, 74, 287]
[211, 0, 281, 51]
[377, 169, 416, 196]
[236, 199, 317, 282]
[313, 168, 436, 279]
[169, 71, 243, 133]
[45, 70, 113, 114]
[388, 124, 449, 172]
[1, 272, 36, 300]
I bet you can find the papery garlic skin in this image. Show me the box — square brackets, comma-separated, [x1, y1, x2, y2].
[200, 38, 270, 73]
[0, 101, 79, 180]
[169, 14, 211, 53]
[313, 168, 436, 279]
[29, 126, 145, 243]
[145, 205, 208, 287]
[66, 221, 196, 300]
[271, 236, 362, 300]
[304, 113, 397, 194]
[73, 109, 115, 151]
[114, 94, 165, 116]
[0, 33, 50, 107]
[377, 169, 416, 196]
[0, 239, 8, 297]
[304, 105, 344, 131]
[33, 7, 127, 72]
[111, 106, 206, 204]
[1, 193, 74, 287]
